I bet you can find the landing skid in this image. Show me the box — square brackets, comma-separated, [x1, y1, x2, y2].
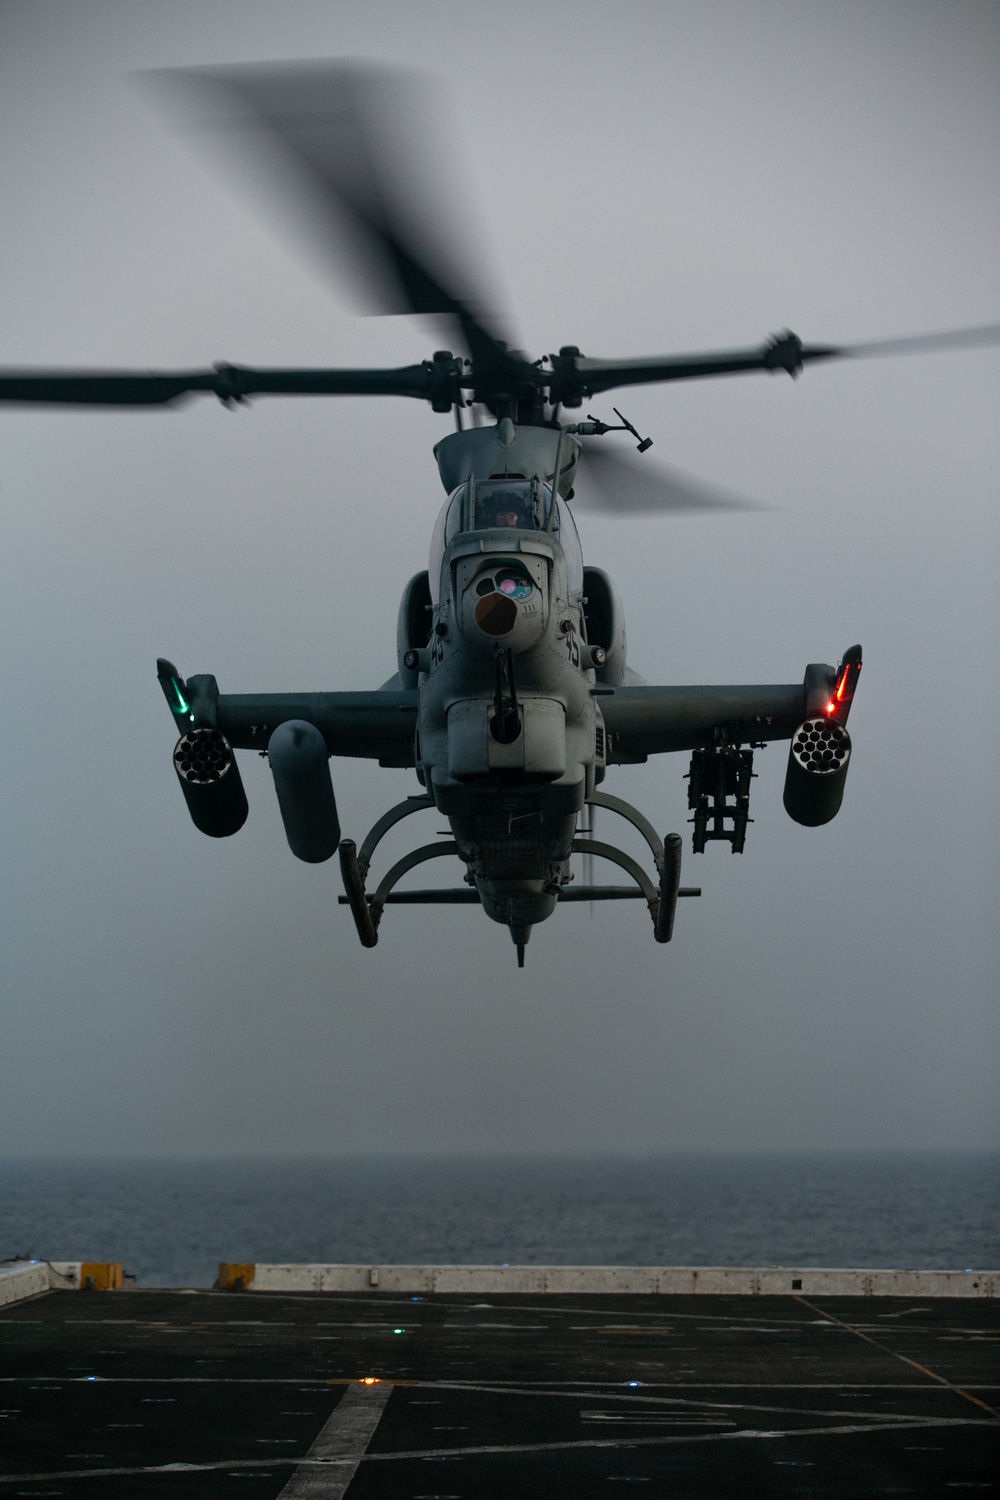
[337, 789, 700, 949]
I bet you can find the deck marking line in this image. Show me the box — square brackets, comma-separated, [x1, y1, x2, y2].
[0, 1417, 992, 1484]
[4, 1375, 1000, 1390]
[793, 1295, 1000, 1419]
[274, 1295, 822, 1324]
[280, 1418, 1000, 1462]
[276, 1379, 392, 1497]
[421, 1380, 1000, 1391]
[0, 1376, 408, 1385]
[421, 1378, 971, 1424]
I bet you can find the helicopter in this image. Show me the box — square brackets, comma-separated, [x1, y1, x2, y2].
[3, 62, 998, 968]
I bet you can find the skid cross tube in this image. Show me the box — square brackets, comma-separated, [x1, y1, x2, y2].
[370, 841, 461, 918]
[339, 838, 463, 947]
[570, 833, 698, 943]
[356, 794, 434, 880]
[340, 883, 703, 905]
[587, 789, 665, 873]
[570, 838, 659, 909]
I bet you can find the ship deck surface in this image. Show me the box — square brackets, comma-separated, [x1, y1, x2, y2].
[1, 1288, 998, 1496]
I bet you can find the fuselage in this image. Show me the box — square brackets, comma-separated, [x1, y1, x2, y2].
[408, 444, 607, 946]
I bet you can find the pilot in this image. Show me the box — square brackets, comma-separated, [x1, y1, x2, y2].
[479, 482, 534, 529]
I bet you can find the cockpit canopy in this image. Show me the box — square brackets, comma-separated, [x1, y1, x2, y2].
[428, 476, 583, 601]
[458, 477, 553, 535]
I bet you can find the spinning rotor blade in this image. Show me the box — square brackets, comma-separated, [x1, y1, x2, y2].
[140, 61, 523, 380]
[0, 363, 438, 406]
[558, 323, 1000, 400]
[833, 324, 1000, 359]
[572, 444, 762, 516]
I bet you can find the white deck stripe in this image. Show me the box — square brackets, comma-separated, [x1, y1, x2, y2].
[3, 1376, 1000, 1388]
[0, 1418, 992, 1486]
[276, 1381, 391, 1498]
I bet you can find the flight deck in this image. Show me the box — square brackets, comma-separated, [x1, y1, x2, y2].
[1, 1262, 998, 1496]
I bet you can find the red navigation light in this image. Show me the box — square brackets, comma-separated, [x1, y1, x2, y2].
[820, 646, 862, 727]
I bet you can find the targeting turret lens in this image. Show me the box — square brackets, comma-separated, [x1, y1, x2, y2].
[494, 568, 533, 600]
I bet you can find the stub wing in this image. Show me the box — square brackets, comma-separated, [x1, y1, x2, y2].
[218, 691, 418, 767]
[600, 683, 807, 762]
[156, 662, 418, 767]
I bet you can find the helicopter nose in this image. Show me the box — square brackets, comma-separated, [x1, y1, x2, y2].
[461, 561, 547, 651]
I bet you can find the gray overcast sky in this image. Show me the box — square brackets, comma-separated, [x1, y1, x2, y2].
[1, 0, 997, 1156]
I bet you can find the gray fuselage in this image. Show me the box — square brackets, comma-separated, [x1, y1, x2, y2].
[409, 450, 606, 943]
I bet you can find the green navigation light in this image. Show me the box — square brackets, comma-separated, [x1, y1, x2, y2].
[170, 678, 190, 716]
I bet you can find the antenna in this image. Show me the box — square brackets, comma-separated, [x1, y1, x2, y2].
[563, 408, 654, 453]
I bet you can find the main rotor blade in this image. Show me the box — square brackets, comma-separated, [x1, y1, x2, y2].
[0, 363, 436, 406]
[559, 322, 1000, 399]
[834, 323, 1000, 359]
[571, 444, 763, 516]
[140, 61, 523, 378]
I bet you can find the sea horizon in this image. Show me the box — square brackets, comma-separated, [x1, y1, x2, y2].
[3, 1149, 997, 1289]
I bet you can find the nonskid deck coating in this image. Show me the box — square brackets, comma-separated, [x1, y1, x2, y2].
[1, 1287, 998, 1496]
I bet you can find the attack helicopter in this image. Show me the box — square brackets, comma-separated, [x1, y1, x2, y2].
[3, 62, 998, 966]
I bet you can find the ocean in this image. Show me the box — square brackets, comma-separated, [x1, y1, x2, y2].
[1, 1152, 997, 1289]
